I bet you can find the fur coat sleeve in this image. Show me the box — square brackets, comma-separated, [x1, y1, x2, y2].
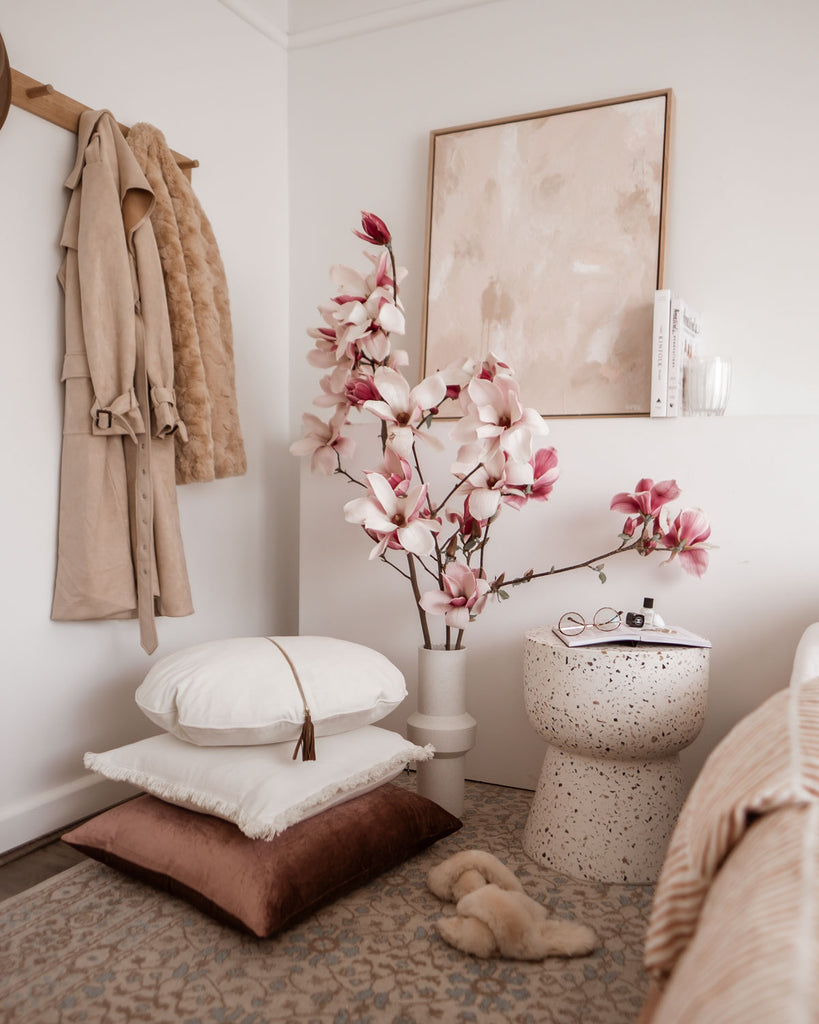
[126, 123, 246, 485]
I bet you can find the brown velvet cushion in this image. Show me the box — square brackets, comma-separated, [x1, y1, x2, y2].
[62, 783, 461, 938]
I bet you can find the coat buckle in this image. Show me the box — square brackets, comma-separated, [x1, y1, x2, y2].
[95, 409, 113, 429]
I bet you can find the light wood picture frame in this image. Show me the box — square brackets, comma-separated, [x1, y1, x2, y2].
[421, 89, 672, 417]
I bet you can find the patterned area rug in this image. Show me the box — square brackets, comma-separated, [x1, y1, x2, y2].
[0, 778, 653, 1024]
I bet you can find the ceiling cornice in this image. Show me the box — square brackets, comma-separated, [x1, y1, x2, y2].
[217, 0, 289, 47]
[218, 0, 499, 50]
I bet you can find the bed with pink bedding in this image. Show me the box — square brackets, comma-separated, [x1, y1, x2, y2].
[638, 623, 819, 1024]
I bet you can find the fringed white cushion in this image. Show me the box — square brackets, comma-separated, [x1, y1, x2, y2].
[84, 726, 433, 839]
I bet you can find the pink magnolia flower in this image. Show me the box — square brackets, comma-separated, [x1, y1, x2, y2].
[328, 255, 405, 357]
[451, 448, 533, 522]
[385, 348, 410, 372]
[359, 439, 415, 553]
[453, 372, 547, 463]
[307, 306, 348, 367]
[358, 329, 390, 363]
[503, 447, 559, 510]
[430, 359, 476, 412]
[364, 250, 405, 337]
[289, 410, 354, 475]
[659, 509, 712, 577]
[377, 446, 413, 498]
[419, 562, 491, 630]
[361, 247, 406, 288]
[344, 472, 440, 559]
[345, 372, 381, 409]
[446, 501, 486, 544]
[610, 478, 681, 518]
[476, 353, 514, 382]
[313, 372, 351, 410]
[353, 211, 392, 247]
[364, 366, 446, 458]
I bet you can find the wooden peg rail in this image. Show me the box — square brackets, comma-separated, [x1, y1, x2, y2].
[10, 68, 199, 178]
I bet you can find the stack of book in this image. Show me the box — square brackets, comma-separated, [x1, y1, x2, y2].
[650, 290, 701, 417]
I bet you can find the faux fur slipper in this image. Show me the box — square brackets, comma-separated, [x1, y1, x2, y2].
[435, 884, 599, 961]
[427, 849, 524, 902]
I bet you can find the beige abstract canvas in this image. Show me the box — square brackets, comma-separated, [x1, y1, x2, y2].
[422, 91, 670, 416]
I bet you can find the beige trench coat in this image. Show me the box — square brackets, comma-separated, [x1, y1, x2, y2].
[51, 110, 193, 653]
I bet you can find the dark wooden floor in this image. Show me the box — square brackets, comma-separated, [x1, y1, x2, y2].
[0, 835, 89, 901]
[0, 799, 145, 901]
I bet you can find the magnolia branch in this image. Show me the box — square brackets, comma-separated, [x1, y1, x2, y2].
[334, 453, 365, 488]
[431, 463, 484, 516]
[495, 538, 644, 592]
[406, 553, 432, 649]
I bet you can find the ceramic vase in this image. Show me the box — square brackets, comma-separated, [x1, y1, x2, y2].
[406, 645, 477, 818]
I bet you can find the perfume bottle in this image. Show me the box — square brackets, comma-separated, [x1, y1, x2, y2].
[642, 597, 665, 628]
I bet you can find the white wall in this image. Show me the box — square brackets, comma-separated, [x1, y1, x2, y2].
[291, 0, 819, 789]
[2, 0, 817, 854]
[0, 0, 296, 852]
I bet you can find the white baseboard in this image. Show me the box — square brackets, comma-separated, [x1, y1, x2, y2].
[1, 774, 140, 855]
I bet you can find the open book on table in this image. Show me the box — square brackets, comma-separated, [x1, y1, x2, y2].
[551, 623, 711, 649]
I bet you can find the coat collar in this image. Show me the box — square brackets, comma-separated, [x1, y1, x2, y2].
[65, 109, 155, 237]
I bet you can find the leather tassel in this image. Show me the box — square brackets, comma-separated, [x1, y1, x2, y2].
[292, 709, 316, 761]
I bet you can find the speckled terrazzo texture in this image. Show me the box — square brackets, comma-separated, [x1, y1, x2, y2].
[523, 628, 709, 884]
[0, 777, 654, 1024]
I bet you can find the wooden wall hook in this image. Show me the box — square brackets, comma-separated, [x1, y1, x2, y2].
[10, 68, 197, 179]
[25, 82, 54, 99]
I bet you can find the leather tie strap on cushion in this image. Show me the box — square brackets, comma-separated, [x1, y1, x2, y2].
[265, 636, 316, 761]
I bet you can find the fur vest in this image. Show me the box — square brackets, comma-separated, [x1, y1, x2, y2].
[127, 123, 246, 484]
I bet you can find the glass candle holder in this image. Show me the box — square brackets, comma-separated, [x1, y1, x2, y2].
[683, 356, 731, 416]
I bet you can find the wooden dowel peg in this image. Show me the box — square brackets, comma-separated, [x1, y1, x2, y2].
[25, 82, 54, 99]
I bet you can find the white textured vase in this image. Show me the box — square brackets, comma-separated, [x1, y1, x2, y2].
[406, 646, 477, 818]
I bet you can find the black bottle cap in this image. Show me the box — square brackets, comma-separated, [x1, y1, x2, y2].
[643, 597, 654, 608]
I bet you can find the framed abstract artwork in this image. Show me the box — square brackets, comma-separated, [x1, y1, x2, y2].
[421, 90, 672, 417]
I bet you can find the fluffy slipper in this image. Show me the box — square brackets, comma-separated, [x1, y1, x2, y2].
[427, 849, 524, 902]
[435, 884, 598, 961]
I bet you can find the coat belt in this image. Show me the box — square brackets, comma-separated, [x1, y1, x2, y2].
[133, 312, 158, 655]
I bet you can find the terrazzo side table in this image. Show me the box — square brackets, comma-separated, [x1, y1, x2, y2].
[522, 627, 709, 884]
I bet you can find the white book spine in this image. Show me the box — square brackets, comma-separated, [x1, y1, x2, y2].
[650, 289, 671, 417]
[666, 295, 684, 417]
[679, 303, 702, 414]
[681, 304, 701, 362]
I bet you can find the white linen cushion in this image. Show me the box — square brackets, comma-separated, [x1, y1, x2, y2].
[84, 726, 434, 839]
[135, 636, 406, 746]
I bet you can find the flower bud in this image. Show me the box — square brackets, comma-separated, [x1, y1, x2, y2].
[353, 211, 392, 247]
